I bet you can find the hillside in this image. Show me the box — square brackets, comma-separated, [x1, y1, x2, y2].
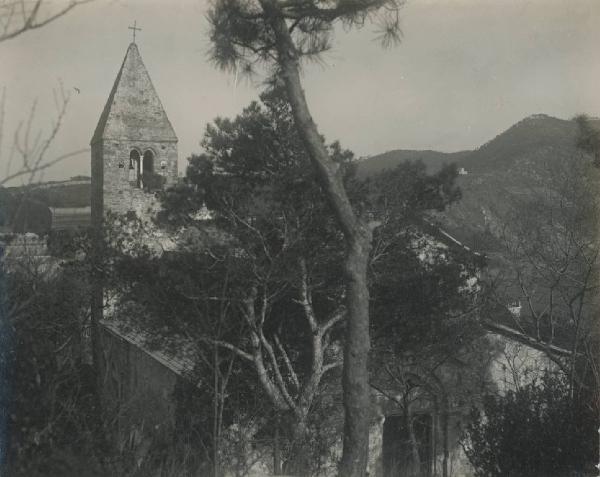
[461, 114, 577, 175]
[355, 149, 470, 178]
[358, 114, 589, 249]
[358, 114, 578, 177]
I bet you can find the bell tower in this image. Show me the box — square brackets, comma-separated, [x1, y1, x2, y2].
[90, 41, 178, 225]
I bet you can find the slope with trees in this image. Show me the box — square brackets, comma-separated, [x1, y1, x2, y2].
[459, 117, 600, 477]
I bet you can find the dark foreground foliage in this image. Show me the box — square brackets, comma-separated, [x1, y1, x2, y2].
[0, 260, 107, 476]
[462, 373, 598, 477]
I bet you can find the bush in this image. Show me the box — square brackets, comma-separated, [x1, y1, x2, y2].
[462, 373, 597, 477]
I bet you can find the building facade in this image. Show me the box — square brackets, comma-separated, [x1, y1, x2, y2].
[91, 41, 178, 223]
[90, 41, 183, 451]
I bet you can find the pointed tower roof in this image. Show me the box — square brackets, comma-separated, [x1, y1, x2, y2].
[91, 43, 177, 145]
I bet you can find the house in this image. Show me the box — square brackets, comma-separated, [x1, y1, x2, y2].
[366, 324, 563, 477]
[362, 227, 565, 477]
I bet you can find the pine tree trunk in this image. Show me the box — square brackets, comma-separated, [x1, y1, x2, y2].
[340, 238, 373, 476]
[260, 2, 374, 476]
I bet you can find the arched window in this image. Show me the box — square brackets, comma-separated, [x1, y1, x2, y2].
[129, 150, 141, 187]
[143, 149, 154, 174]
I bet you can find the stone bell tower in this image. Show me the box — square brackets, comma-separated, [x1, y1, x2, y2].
[90, 41, 178, 225]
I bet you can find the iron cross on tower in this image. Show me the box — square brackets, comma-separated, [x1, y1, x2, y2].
[128, 20, 141, 43]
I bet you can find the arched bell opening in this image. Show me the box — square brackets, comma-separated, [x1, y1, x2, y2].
[140, 149, 165, 191]
[129, 150, 141, 188]
[143, 150, 154, 174]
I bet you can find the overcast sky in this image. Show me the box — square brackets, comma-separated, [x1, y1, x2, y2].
[1, 0, 599, 184]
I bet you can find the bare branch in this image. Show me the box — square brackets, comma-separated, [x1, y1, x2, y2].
[0, 0, 94, 43]
[259, 327, 298, 411]
[322, 360, 342, 374]
[320, 306, 346, 336]
[197, 336, 254, 362]
[1, 81, 88, 187]
[274, 333, 300, 390]
[1, 147, 88, 187]
[295, 258, 318, 332]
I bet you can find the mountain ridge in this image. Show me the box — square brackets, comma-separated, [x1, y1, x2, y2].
[357, 113, 578, 178]
[357, 113, 594, 251]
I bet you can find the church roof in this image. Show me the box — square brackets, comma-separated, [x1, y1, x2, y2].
[100, 319, 197, 378]
[91, 42, 177, 145]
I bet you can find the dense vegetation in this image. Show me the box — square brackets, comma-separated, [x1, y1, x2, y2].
[463, 374, 597, 477]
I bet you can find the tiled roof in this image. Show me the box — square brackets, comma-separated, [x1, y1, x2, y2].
[100, 319, 197, 378]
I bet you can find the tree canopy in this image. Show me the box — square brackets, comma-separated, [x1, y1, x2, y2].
[206, 3, 406, 472]
[105, 91, 482, 475]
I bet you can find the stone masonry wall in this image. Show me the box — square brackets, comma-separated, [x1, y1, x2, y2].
[98, 325, 179, 446]
[92, 139, 177, 219]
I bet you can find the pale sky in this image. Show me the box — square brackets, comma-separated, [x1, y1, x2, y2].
[1, 0, 599, 184]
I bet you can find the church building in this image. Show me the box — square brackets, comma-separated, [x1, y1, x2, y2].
[90, 40, 191, 453]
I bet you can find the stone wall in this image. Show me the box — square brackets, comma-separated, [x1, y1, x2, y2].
[91, 138, 177, 221]
[97, 323, 180, 447]
[488, 334, 555, 394]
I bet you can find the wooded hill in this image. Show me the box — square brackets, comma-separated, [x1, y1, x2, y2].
[357, 114, 593, 251]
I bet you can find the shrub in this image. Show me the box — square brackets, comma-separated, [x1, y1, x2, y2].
[462, 373, 597, 477]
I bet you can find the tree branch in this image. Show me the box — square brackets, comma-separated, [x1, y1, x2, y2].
[320, 306, 346, 336]
[322, 359, 342, 374]
[274, 333, 300, 390]
[259, 328, 298, 411]
[0, 0, 94, 43]
[197, 336, 253, 362]
[295, 258, 318, 332]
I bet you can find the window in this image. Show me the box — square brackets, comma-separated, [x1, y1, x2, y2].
[143, 149, 154, 174]
[129, 150, 141, 187]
